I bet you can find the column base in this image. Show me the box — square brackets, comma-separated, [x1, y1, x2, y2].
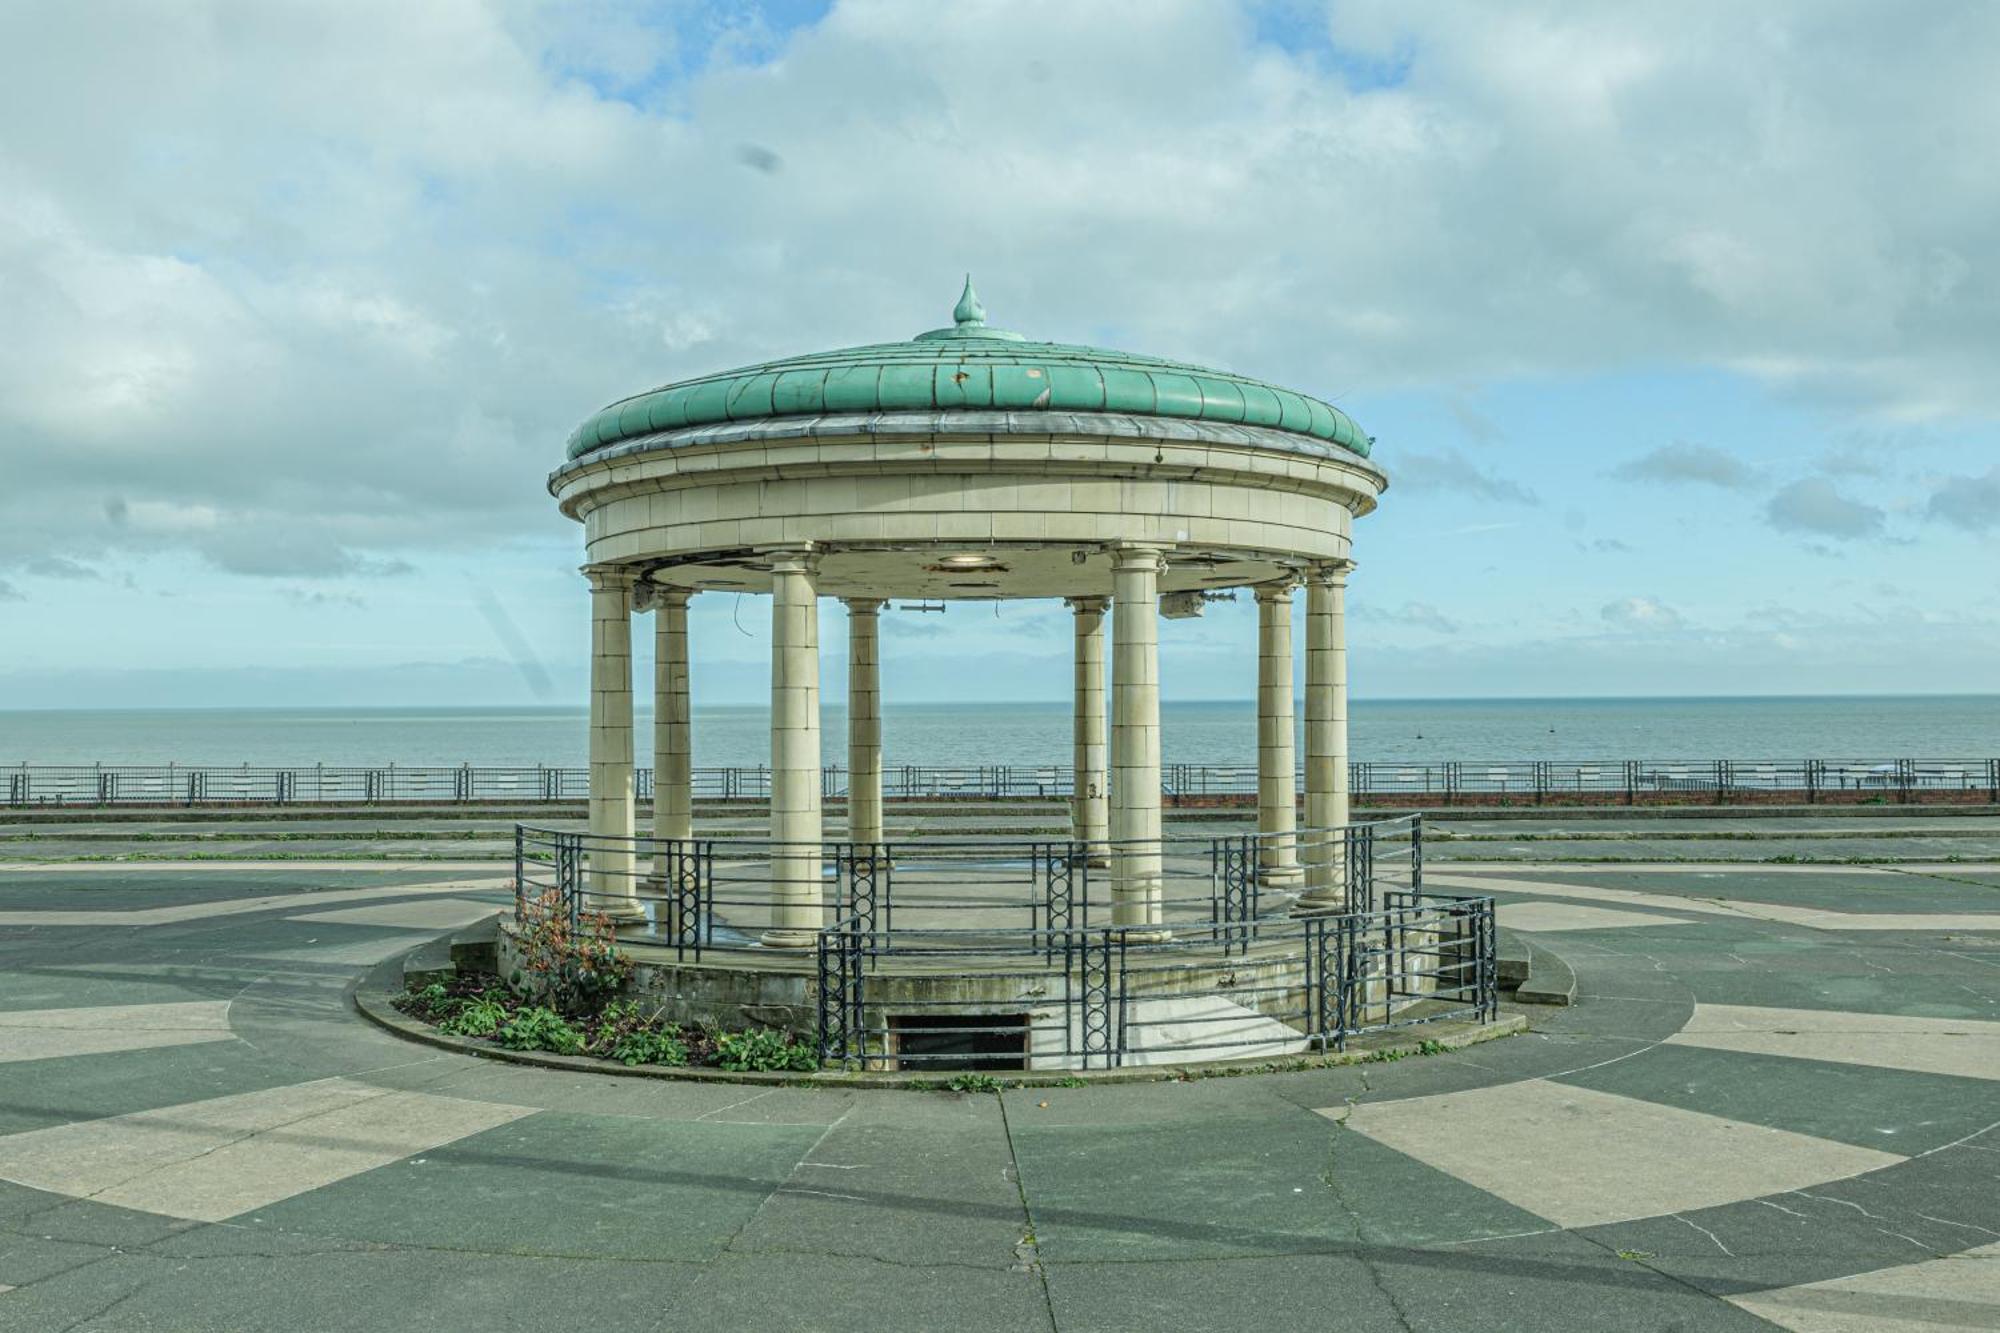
[600, 901, 648, 923]
[1121, 927, 1173, 944]
[759, 928, 818, 950]
[1257, 863, 1304, 886]
[1292, 889, 1347, 914]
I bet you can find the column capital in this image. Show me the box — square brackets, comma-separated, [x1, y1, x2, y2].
[1108, 542, 1170, 574]
[842, 597, 885, 616]
[641, 585, 692, 613]
[759, 545, 820, 576]
[1065, 596, 1109, 615]
[1252, 578, 1300, 603]
[1309, 558, 1355, 586]
[581, 563, 639, 592]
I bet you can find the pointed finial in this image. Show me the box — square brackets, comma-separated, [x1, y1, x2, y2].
[953, 274, 986, 327]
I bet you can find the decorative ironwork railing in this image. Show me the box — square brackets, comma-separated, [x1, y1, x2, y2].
[7, 758, 1999, 806]
[509, 815, 1495, 1072]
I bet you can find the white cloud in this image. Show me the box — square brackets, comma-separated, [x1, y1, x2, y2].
[1, 0, 1997, 588]
[1765, 478, 1886, 540]
[1600, 596, 1683, 631]
[1613, 441, 1756, 490]
[1927, 467, 2000, 533]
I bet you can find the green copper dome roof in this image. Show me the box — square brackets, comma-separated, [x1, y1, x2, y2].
[564, 279, 1372, 462]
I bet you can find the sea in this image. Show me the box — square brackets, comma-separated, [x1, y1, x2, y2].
[3, 697, 1998, 770]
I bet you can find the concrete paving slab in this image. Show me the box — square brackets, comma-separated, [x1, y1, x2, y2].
[0, 1039, 308, 1139]
[0, 1249, 706, 1333]
[730, 1111, 1029, 1268]
[0, 1077, 533, 1222]
[1730, 1242, 2000, 1331]
[0, 1000, 233, 1065]
[1554, 1041, 1996, 1155]
[1665, 1003, 2000, 1081]
[680, 1250, 1055, 1332]
[243, 932, 440, 965]
[1013, 1102, 1548, 1262]
[285, 898, 499, 929]
[246, 1110, 827, 1261]
[1338, 1079, 1904, 1229]
[1499, 901, 1696, 932]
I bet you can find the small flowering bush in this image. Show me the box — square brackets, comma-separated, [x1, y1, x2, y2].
[512, 886, 633, 1015]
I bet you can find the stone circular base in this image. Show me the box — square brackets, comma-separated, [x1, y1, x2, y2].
[357, 942, 1526, 1087]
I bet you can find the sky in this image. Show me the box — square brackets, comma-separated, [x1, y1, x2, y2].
[2, 0, 1997, 710]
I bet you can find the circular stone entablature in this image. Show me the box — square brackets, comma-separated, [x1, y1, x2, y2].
[549, 280, 1387, 600]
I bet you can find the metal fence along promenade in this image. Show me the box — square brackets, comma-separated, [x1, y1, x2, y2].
[9, 757, 2000, 808]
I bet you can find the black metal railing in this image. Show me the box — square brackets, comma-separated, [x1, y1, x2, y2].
[9, 757, 2000, 808]
[508, 815, 1492, 1072]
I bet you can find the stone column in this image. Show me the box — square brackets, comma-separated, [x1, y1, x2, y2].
[585, 565, 642, 920]
[1068, 597, 1109, 856]
[1301, 559, 1353, 909]
[652, 589, 693, 885]
[1255, 580, 1302, 885]
[763, 550, 823, 948]
[845, 598, 884, 847]
[1110, 546, 1167, 932]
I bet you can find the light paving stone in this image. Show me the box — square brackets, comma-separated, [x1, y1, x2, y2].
[0, 878, 507, 927]
[1665, 1004, 2000, 1081]
[1433, 871, 2000, 932]
[0, 1077, 533, 1222]
[1497, 901, 1696, 933]
[0, 1001, 233, 1064]
[1334, 1079, 1904, 1229]
[285, 898, 500, 930]
[1729, 1240, 2000, 1330]
[246, 933, 441, 966]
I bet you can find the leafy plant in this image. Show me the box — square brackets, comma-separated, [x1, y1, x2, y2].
[945, 1072, 1003, 1094]
[714, 1027, 816, 1073]
[514, 886, 633, 1014]
[440, 997, 509, 1038]
[499, 1005, 585, 1055]
[589, 1000, 688, 1067]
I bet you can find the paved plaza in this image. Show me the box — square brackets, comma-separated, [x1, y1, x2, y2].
[0, 819, 1996, 1330]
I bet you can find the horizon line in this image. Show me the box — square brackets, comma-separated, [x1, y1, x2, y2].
[3, 690, 1998, 716]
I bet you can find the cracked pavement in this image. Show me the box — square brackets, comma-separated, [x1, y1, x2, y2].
[0, 827, 1997, 1330]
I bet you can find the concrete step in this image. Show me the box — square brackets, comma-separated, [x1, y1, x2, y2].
[449, 915, 502, 975]
[401, 935, 456, 990]
[1495, 927, 1576, 1007]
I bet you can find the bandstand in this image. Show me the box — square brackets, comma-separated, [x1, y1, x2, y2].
[525, 281, 1496, 1071]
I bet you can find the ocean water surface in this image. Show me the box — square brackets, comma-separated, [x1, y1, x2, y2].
[4, 696, 1998, 769]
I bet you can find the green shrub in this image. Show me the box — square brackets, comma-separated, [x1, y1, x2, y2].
[589, 1001, 689, 1067]
[411, 983, 449, 1013]
[440, 998, 508, 1038]
[499, 1005, 584, 1055]
[714, 1027, 816, 1073]
[609, 1028, 688, 1067]
[945, 1072, 1003, 1094]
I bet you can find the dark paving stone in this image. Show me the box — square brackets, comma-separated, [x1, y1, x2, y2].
[680, 1250, 1053, 1332]
[1577, 1139, 2000, 1297]
[0, 1041, 303, 1138]
[1013, 1100, 1547, 1262]
[1553, 1041, 1999, 1155]
[0, 1249, 702, 1333]
[244, 1110, 826, 1262]
[731, 1093, 1028, 1268]
[1375, 1227, 1781, 1332]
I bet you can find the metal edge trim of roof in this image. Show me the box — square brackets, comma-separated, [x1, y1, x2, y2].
[547, 410, 1390, 495]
